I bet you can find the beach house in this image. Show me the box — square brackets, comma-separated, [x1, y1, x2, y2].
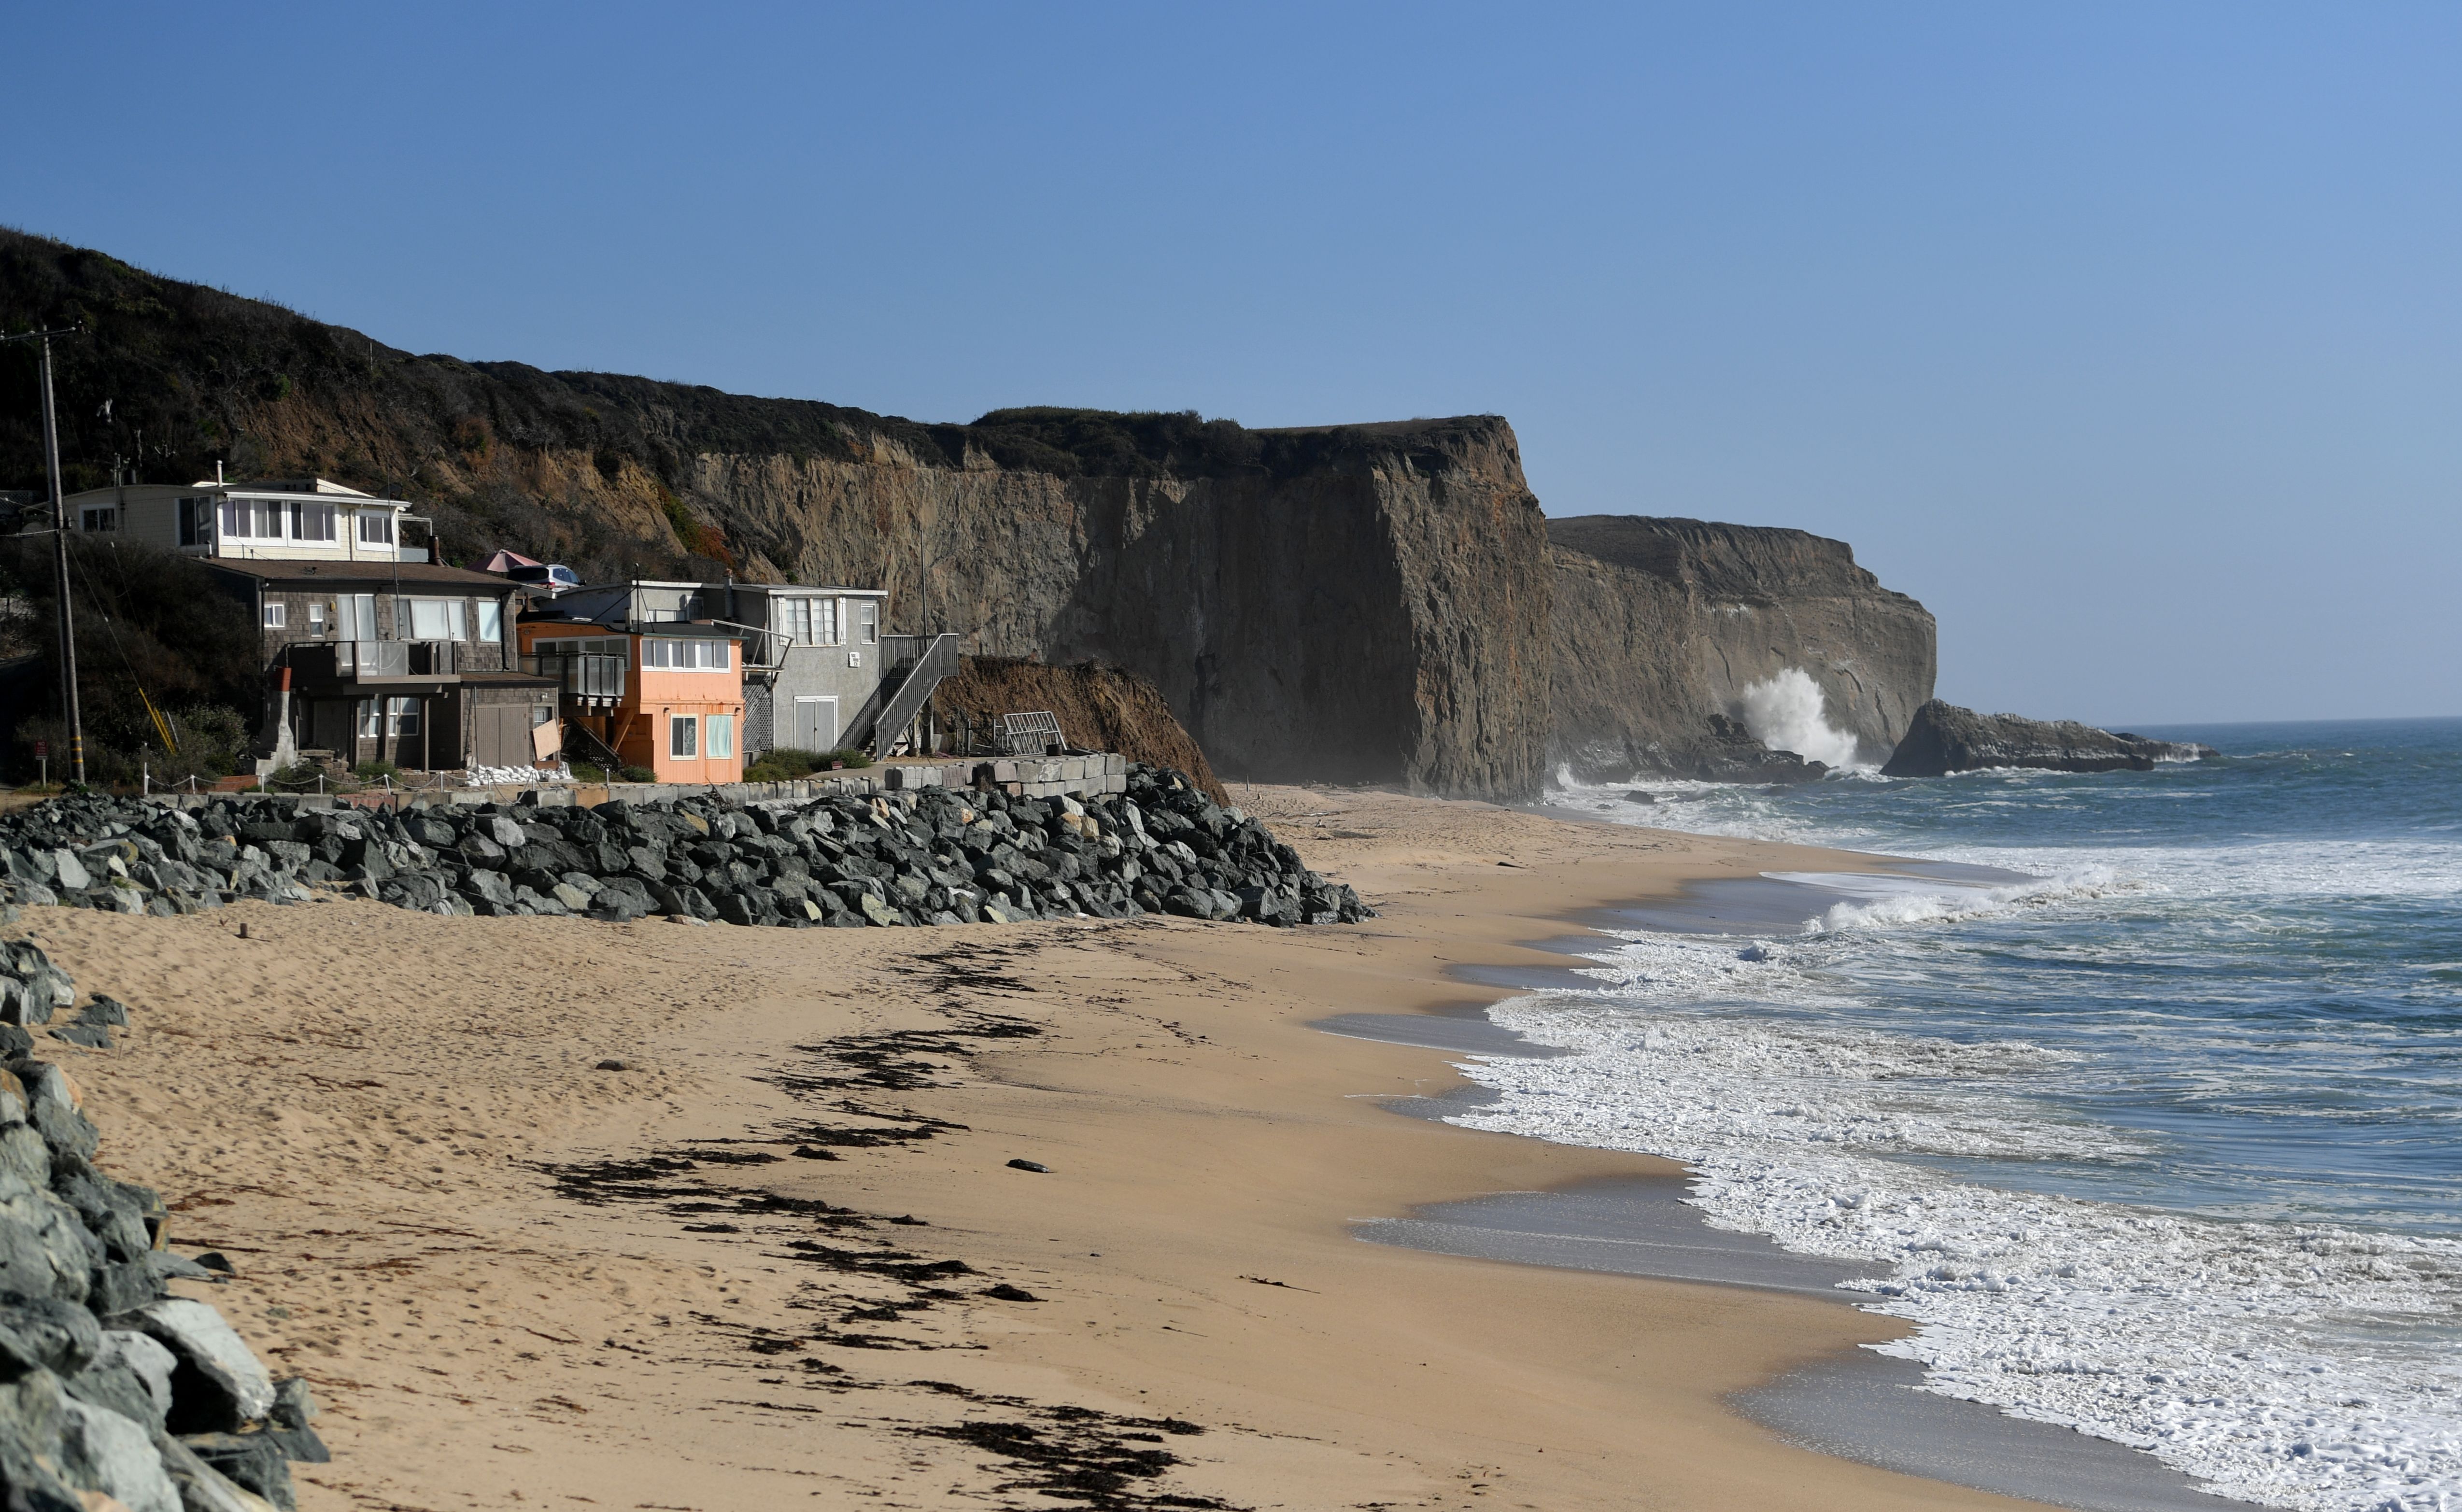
[516, 582, 748, 784]
[198, 557, 558, 774]
[48, 475, 428, 563]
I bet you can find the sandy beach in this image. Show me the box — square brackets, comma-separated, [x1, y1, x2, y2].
[17, 785, 2073, 1512]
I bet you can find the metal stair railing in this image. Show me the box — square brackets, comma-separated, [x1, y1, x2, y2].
[865, 632, 963, 756]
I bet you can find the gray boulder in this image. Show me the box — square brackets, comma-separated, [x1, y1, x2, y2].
[133, 1299, 275, 1432]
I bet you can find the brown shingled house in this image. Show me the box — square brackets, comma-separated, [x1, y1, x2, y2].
[203, 559, 560, 775]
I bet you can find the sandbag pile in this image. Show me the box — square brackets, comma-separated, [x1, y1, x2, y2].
[0, 939, 327, 1512]
[0, 765, 1373, 930]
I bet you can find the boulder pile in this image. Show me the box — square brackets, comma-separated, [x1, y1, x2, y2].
[0, 765, 1374, 930]
[0, 935, 327, 1512]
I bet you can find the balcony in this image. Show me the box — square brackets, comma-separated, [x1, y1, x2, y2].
[523, 650, 628, 707]
[290, 640, 461, 687]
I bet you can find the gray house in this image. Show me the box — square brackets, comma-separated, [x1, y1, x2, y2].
[712, 582, 894, 756]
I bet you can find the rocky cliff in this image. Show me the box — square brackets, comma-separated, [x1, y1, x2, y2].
[0, 230, 1549, 798]
[1548, 515, 1936, 781]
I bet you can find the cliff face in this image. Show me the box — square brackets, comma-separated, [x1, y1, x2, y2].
[0, 230, 1549, 797]
[1548, 515, 1936, 780]
[676, 419, 1550, 794]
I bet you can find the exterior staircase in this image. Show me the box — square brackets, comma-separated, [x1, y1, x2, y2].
[863, 633, 963, 756]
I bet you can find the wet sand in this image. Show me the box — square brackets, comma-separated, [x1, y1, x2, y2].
[15, 782, 2108, 1510]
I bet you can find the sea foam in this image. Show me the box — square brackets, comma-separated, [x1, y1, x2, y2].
[1444, 880, 2462, 1511]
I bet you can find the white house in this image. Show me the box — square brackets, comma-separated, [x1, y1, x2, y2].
[45, 476, 426, 563]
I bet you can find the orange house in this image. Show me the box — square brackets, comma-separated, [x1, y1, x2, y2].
[521, 617, 746, 785]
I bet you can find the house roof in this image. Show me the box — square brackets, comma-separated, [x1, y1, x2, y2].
[202, 559, 510, 589]
[520, 615, 749, 639]
[729, 582, 888, 596]
[456, 670, 561, 688]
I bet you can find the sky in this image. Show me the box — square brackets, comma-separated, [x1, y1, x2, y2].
[9, 2, 2459, 724]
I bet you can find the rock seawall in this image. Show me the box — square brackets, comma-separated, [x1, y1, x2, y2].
[1882, 701, 2219, 777]
[0, 933, 327, 1512]
[1547, 515, 1936, 781]
[0, 770, 1372, 929]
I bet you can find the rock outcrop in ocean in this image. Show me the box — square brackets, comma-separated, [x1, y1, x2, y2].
[1881, 700, 2219, 777]
[1548, 515, 1937, 781]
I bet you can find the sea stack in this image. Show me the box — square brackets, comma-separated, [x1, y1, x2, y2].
[1881, 700, 2219, 777]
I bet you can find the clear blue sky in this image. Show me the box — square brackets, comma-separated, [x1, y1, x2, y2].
[12, 3, 2459, 723]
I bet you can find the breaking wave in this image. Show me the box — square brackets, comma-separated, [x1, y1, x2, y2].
[1737, 667, 1869, 770]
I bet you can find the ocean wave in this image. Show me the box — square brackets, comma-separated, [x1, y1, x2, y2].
[1447, 991, 2462, 1511]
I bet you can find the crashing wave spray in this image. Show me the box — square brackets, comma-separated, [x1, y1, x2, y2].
[1737, 668, 1867, 770]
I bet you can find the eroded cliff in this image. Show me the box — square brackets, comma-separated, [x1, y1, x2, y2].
[1548, 515, 1936, 780]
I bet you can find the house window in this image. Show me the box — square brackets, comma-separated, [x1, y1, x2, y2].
[263, 602, 287, 629]
[289, 502, 337, 541]
[476, 600, 503, 643]
[856, 599, 877, 644]
[80, 507, 116, 533]
[778, 597, 810, 644]
[356, 511, 396, 546]
[706, 714, 735, 759]
[307, 601, 326, 633]
[179, 497, 203, 546]
[385, 696, 421, 735]
[406, 598, 467, 640]
[357, 700, 382, 739]
[343, 593, 378, 641]
[817, 597, 841, 645]
[643, 637, 728, 670]
[669, 714, 698, 758]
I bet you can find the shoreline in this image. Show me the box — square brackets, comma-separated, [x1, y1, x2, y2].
[1331, 890, 2246, 1512]
[19, 782, 2133, 1510]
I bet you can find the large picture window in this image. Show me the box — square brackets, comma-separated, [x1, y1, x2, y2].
[357, 511, 396, 546]
[288, 502, 337, 541]
[669, 715, 698, 757]
[643, 637, 729, 670]
[406, 598, 467, 640]
[705, 714, 735, 759]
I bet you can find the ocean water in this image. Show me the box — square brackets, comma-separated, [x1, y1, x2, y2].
[1448, 717, 2462, 1512]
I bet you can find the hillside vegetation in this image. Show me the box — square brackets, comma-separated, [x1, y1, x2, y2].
[0, 228, 1422, 580]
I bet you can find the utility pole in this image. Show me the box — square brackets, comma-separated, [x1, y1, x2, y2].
[4, 325, 87, 784]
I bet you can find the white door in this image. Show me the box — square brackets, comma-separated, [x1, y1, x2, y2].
[793, 696, 838, 752]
